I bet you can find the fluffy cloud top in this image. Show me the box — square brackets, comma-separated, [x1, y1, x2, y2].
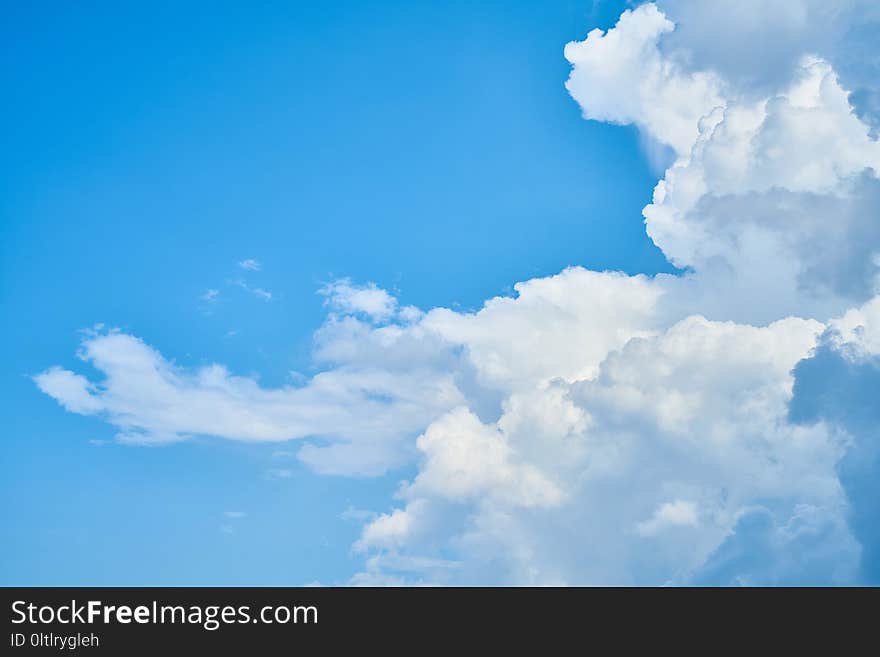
[564, 3, 724, 156]
[36, 2, 880, 584]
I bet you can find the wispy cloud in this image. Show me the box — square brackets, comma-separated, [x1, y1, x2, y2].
[233, 279, 273, 302]
[200, 289, 220, 303]
[238, 259, 261, 271]
[199, 261, 272, 309]
[251, 287, 272, 301]
[341, 506, 377, 522]
[268, 468, 293, 480]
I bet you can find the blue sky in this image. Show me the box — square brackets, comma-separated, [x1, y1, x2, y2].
[3, 1, 879, 585]
[1, 0, 662, 585]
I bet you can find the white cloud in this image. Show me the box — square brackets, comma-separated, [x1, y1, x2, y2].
[636, 500, 699, 536]
[564, 3, 725, 156]
[34, 328, 463, 474]
[34, 366, 104, 415]
[642, 59, 880, 321]
[238, 259, 261, 271]
[408, 407, 564, 508]
[830, 295, 880, 357]
[657, 0, 880, 102]
[232, 279, 273, 301]
[351, 314, 841, 584]
[35, 2, 880, 584]
[251, 287, 272, 301]
[200, 289, 220, 303]
[566, 4, 880, 324]
[319, 279, 399, 322]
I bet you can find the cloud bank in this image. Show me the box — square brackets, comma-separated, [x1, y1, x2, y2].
[36, 2, 880, 584]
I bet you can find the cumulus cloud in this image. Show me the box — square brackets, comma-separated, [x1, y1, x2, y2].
[348, 314, 843, 584]
[319, 278, 400, 322]
[564, 3, 724, 156]
[659, 0, 880, 127]
[788, 297, 880, 584]
[567, 5, 880, 323]
[36, 2, 880, 583]
[692, 505, 860, 586]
